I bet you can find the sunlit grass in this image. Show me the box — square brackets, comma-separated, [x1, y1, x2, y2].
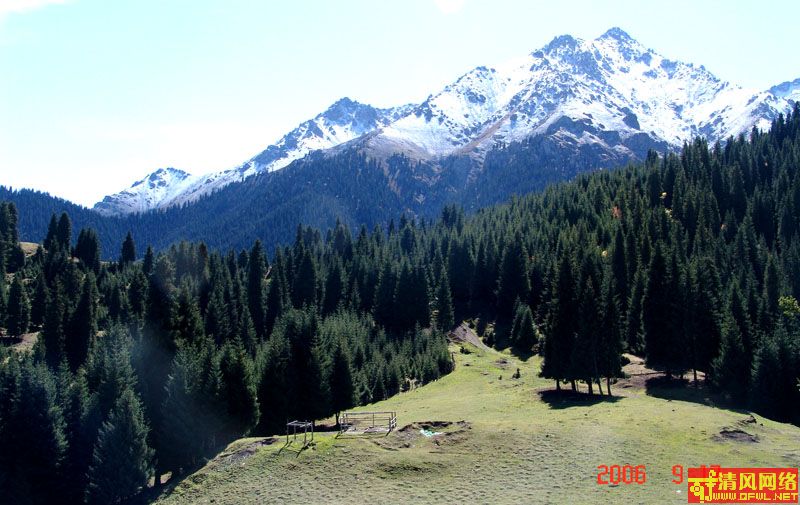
[157, 341, 800, 504]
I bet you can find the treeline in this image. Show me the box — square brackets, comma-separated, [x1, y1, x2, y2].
[0, 210, 453, 503]
[2, 117, 670, 258]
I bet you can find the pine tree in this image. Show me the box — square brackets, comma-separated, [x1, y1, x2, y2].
[120, 231, 137, 266]
[56, 212, 72, 251]
[85, 388, 154, 505]
[642, 245, 686, 378]
[65, 273, 98, 371]
[510, 300, 536, 352]
[0, 360, 67, 504]
[541, 252, 577, 391]
[218, 340, 260, 439]
[711, 312, 749, 398]
[6, 276, 30, 336]
[573, 277, 601, 394]
[329, 340, 355, 426]
[30, 275, 47, 327]
[74, 228, 101, 273]
[372, 261, 396, 329]
[255, 332, 290, 435]
[496, 240, 531, 318]
[435, 269, 455, 332]
[42, 281, 65, 367]
[43, 214, 59, 251]
[598, 274, 623, 395]
[322, 259, 346, 316]
[291, 248, 318, 308]
[247, 240, 268, 338]
[142, 245, 155, 277]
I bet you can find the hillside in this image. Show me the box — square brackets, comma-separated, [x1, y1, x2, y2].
[157, 340, 800, 505]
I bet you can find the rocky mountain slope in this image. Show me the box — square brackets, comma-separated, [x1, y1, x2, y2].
[95, 27, 797, 216]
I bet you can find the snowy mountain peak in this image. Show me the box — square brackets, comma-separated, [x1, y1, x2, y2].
[94, 28, 797, 216]
[94, 98, 414, 215]
[770, 78, 800, 103]
[599, 27, 634, 43]
[94, 167, 198, 216]
[370, 28, 793, 160]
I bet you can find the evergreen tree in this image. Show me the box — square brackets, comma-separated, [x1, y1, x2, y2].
[435, 270, 456, 332]
[322, 259, 346, 316]
[43, 214, 59, 251]
[247, 240, 268, 339]
[329, 340, 355, 426]
[218, 340, 260, 438]
[66, 273, 98, 371]
[30, 275, 47, 328]
[372, 261, 396, 328]
[142, 245, 155, 277]
[120, 231, 137, 266]
[6, 275, 30, 336]
[42, 281, 65, 368]
[598, 274, 623, 395]
[510, 300, 536, 352]
[291, 248, 318, 308]
[642, 245, 686, 377]
[255, 331, 291, 435]
[0, 360, 67, 504]
[85, 388, 154, 505]
[541, 252, 577, 391]
[496, 240, 530, 318]
[711, 311, 749, 398]
[56, 212, 72, 251]
[74, 228, 101, 273]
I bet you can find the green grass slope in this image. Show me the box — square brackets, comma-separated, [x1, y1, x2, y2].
[157, 342, 800, 505]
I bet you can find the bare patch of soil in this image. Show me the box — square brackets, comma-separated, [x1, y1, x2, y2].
[216, 438, 278, 466]
[372, 421, 472, 451]
[713, 428, 759, 443]
[449, 323, 491, 352]
[616, 354, 705, 392]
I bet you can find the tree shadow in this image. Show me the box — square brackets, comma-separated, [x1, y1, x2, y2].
[0, 336, 22, 347]
[644, 376, 749, 414]
[538, 388, 622, 409]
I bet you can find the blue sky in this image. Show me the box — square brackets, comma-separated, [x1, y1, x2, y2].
[1, 0, 798, 206]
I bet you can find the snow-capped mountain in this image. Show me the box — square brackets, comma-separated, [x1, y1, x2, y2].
[95, 28, 797, 216]
[366, 28, 793, 161]
[93, 168, 196, 216]
[770, 78, 800, 104]
[94, 98, 414, 215]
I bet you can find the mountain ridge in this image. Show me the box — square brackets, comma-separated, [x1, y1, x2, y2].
[93, 27, 798, 216]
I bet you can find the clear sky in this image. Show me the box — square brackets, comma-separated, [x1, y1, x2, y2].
[1, 0, 798, 206]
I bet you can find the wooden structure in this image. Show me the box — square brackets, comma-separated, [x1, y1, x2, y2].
[338, 411, 397, 435]
[286, 420, 314, 446]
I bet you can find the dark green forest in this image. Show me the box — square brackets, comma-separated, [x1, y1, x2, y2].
[1, 104, 800, 504]
[0, 114, 662, 257]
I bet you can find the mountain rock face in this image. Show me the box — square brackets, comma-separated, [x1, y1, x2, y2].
[366, 27, 791, 161]
[94, 28, 797, 216]
[94, 99, 413, 215]
[93, 168, 194, 215]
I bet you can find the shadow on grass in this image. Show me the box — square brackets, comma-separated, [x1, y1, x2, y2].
[0, 336, 22, 347]
[538, 388, 622, 409]
[643, 375, 749, 413]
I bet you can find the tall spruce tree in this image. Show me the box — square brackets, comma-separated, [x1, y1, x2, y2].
[6, 275, 30, 336]
[120, 231, 137, 266]
[66, 273, 98, 371]
[85, 388, 154, 505]
[329, 340, 355, 426]
[247, 240, 268, 339]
